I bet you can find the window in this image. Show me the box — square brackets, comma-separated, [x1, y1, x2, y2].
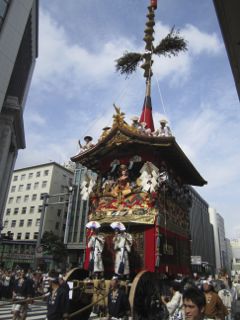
[25, 233, 30, 240]
[11, 186, 16, 192]
[32, 194, 37, 201]
[21, 207, 27, 214]
[57, 209, 61, 217]
[38, 205, 43, 213]
[13, 175, 18, 181]
[14, 208, 19, 215]
[4, 220, 8, 227]
[17, 233, 22, 240]
[28, 172, 33, 178]
[40, 193, 48, 200]
[26, 183, 31, 190]
[19, 220, 24, 227]
[33, 232, 38, 240]
[21, 174, 26, 180]
[30, 206, 35, 213]
[11, 220, 16, 227]
[44, 170, 49, 176]
[24, 195, 29, 202]
[18, 185, 24, 192]
[34, 182, 39, 190]
[36, 171, 41, 177]
[55, 222, 60, 230]
[8, 197, 13, 204]
[6, 208, 11, 215]
[27, 219, 32, 227]
[16, 196, 21, 203]
[35, 219, 40, 226]
[42, 181, 47, 188]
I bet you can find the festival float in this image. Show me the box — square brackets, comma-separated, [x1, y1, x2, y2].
[67, 0, 207, 318]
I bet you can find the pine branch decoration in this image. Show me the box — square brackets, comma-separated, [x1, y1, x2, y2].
[115, 52, 143, 76]
[154, 27, 187, 57]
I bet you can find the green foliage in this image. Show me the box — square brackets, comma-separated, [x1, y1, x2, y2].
[115, 52, 143, 76]
[41, 231, 66, 263]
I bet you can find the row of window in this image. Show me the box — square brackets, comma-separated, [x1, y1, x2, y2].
[15, 232, 39, 240]
[13, 170, 49, 181]
[6, 205, 43, 215]
[8, 192, 47, 204]
[4, 218, 40, 228]
[11, 181, 48, 192]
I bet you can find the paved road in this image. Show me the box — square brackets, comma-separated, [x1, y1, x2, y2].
[0, 300, 47, 319]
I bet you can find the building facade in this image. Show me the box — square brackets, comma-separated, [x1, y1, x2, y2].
[189, 187, 216, 274]
[0, 0, 38, 224]
[231, 238, 240, 273]
[1, 162, 73, 269]
[208, 207, 230, 273]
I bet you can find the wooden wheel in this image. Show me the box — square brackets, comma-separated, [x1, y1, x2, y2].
[129, 270, 169, 320]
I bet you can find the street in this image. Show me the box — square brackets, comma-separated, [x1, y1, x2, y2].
[0, 300, 47, 320]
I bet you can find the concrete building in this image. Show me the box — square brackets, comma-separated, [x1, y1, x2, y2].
[0, 0, 38, 224]
[231, 239, 240, 273]
[189, 187, 216, 274]
[208, 207, 230, 273]
[213, 1, 240, 100]
[1, 162, 73, 269]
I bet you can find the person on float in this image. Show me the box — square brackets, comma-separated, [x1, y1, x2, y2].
[111, 222, 132, 279]
[78, 135, 94, 151]
[86, 221, 105, 278]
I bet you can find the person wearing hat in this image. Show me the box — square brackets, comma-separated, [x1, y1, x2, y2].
[107, 276, 130, 319]
[46, 270, 69, 320]
[78, 136, 94, 151]
[112, 223, 132, 278]
[87, 224, 105, 278]
[131, 116, 140, 130]
[154, 119, 169, 137]
[202, 280, 228, 320]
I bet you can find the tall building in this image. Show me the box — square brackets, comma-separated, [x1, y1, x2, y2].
[231, 238, 240, 273]
[1, 162, 73, 269]
[189, 187, 216, 274]
[208, 207, 229, 273]
[0, 0, 38, 223]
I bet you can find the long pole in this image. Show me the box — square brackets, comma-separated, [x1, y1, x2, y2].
[64, 188, 74, 244]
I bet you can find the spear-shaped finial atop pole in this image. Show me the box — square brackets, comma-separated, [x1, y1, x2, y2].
[115, 0, 187, 130]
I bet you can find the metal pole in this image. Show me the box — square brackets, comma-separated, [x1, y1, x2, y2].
[64, 188, 74, 244]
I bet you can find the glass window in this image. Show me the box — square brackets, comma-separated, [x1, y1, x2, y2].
[19, 220, 24, 227]
[35, 219, 40, 226]
[36, 171, 41, 177]
[32, 194, 37, 201]
[21, 174, 26, 180]
[18, 185, 24, 191]
[27, 219, 32, 227]
[26, 183, 31, 190]
[33, 232, 38, 240]
[28, 172, 33, 178]
[38, 205, 43, 213]
[8, 197, 13, 204]
[14, 208, 19, 215]
[21, 207, 27, 214]
[34, 182, 39, 190]
[17, 233, 22, 240]
[25, 233, 30, 240]
[30, 206, 35, 213]
[55, 222, 60, 230]
[11, 220, 16, 227]
[11, 186, 16, 192]
[6, 208, 11, 215]
[42, 181, 47, 188]
[57, 209, 61, 217]
[16, 196, 21, 203]
[4, 220, 8, 227]
[24, 195, 29, 202]
[13, 175, 18, 181]
[44, 170, 49, 176]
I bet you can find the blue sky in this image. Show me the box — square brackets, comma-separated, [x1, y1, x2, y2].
[16, 0, 240, 239]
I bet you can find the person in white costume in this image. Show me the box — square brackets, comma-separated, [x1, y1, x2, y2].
[87, 223, 105, 278]
[111, 223, 132, 278]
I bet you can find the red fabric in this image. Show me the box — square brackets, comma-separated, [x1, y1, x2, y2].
[150, 0, 157, 9]
[139, 95, 155, 131]
[144, 226, 156, 272]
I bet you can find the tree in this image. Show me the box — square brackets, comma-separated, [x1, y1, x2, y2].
[41, 231, 67, 263]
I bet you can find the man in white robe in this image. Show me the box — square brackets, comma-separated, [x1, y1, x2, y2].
[88, 227, 105, 278]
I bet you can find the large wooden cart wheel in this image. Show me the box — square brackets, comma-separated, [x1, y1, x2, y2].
[129, 270, 169, 320]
